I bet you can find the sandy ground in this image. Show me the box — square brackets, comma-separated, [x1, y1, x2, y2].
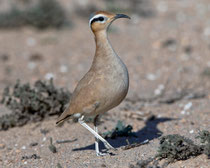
[0, 0, 210, 167]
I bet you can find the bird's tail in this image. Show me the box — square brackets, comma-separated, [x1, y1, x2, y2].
[56, 113, 72, 125]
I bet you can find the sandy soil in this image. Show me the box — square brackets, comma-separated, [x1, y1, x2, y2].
[0, 0, 210, 167]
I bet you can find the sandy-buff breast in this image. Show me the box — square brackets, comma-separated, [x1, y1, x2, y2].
[65, 55, 129, 117]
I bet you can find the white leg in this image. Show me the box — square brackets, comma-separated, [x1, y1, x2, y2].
[78, 116, 114, 150]
[94, 126, 99, 154]
[94, 126, 105, 156]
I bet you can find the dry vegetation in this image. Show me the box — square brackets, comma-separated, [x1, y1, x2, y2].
[0, 0, 209, 167]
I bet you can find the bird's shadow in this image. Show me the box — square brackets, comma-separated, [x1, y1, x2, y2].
[72, 117, 176, 152]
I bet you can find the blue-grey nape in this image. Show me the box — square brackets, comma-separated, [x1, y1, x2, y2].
[89, 12, 97, 21]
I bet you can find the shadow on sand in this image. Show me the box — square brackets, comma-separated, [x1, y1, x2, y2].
[72, 117, 175, 152]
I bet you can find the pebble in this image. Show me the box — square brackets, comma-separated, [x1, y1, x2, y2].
[0, 144, 5, 149]
[60, 65, 68, 73]
[181, 110, 186, 115]
[189, 130, 194, 134]
[42, 137, 47, 142]
[154, 84, 165, 95]
[180, 102, 192, 115]
[146, 73, 157, 81]
[45, 73, 55, 80]
[30, 142, 38, 147]
[184, 102, 192, 111]
[21, 146, 26, 150]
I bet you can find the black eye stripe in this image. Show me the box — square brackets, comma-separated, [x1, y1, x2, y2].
[98, 17, 104, 21]
[90, 17, 105, 25]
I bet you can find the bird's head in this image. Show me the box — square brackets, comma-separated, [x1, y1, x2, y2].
[89, 11, 130, 33]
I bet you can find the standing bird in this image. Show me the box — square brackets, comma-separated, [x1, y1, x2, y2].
[56, 11, 130, 156]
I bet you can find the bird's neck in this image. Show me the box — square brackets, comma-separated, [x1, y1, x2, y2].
[92, 30, 116, 66]
[94, 30, 109, 45]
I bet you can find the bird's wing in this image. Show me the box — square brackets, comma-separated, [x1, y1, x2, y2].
[56, 71, 105, 124]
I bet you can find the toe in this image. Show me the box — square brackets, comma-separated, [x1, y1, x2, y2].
[96, 152, 106, 156]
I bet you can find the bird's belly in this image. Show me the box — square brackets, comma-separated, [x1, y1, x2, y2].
[91, 66, 129, 116]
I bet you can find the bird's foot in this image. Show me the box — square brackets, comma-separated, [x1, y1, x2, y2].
[103, 142, 117, 152]
[96, 152, 106, 156]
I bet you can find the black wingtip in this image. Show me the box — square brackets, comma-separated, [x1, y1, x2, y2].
[56, 114, 72, 125]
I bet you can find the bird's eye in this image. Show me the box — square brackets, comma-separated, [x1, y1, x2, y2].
[98, 17, 104, 22]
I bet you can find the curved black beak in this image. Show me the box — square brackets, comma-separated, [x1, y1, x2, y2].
[114, 14, 131, 20]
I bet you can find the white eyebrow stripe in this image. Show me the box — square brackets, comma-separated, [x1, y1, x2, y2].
[89, 14, 106, 27]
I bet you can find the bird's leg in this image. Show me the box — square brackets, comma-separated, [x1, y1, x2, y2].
[94, 116, 100, 155]
[78, 116, 114, 151]
[94, 116, 106, 156]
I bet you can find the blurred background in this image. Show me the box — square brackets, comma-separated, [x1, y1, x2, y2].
[0, 0, 210, 98]
[0, 0, 210, 167]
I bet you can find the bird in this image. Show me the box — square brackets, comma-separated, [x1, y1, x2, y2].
[56, 11, 130, 156]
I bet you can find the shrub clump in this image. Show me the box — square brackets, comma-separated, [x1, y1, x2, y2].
[130, 131, 210, 168]
[197, 130, 210, 158]
[0, 0, 69, 29]
[103, 120, 137, 139]
[0, 79, 71, 130]
[157, 134, 202, 161]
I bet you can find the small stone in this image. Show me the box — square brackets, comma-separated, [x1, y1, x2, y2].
[0, 54, 9, 62]
[181, 110, 186, 115]
[189, 130, 194, 134]
[60, 65, 68, 73]
[21, 154, 41, 160]
[40, 129, 49, 135]
[184, 102, 192, 111]
[45, 73, 55, 80]
[184, 45, 193, 54]
[0, 144, 5, 149]
[146, 73, 156, 81]
[30, 53, 43, 61]
[30, 142, 38, 147]
[154, 84, 165, 95]
[21, 146, 26, 150]
[162, 39, 176, 48]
